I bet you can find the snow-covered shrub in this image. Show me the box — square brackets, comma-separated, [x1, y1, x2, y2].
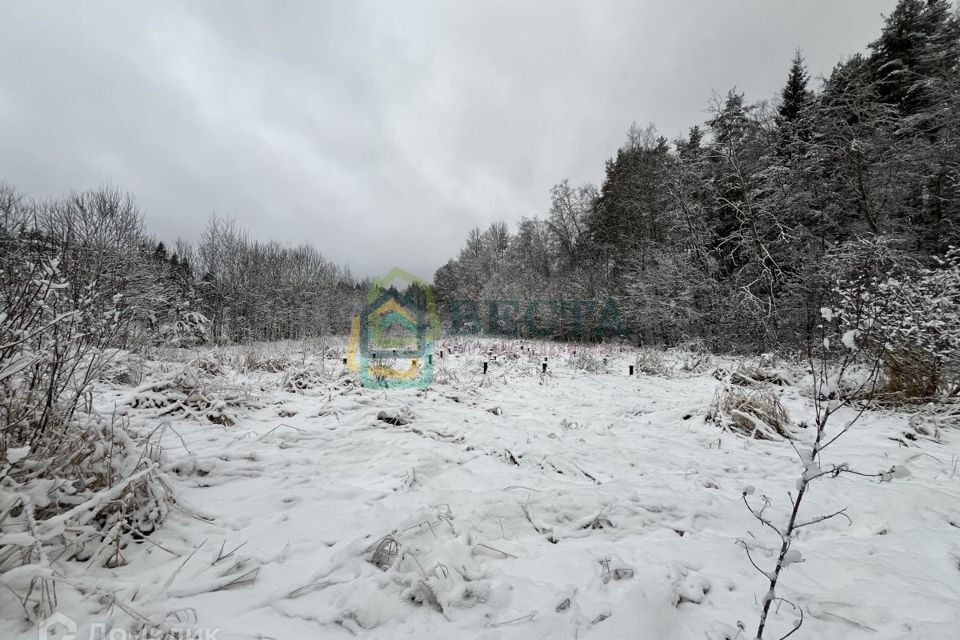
[281, 504, 506, 630]
[100, 353, 146, 386]
[430, 359, 459, 385]
[242, 349, 291, 373]
[1, 251, 125, 443]
[282, 366, 325, 392]
[193, 352, 227, 376]
[570, 350, 604, 372]
[0, 227, 171, 620]
[674, 337, 710, 354]
[522, 349, 545, 373]
[0, 418, 171, 619]
[158, 309, 208, 347]
[130, 366, 257, 426]
[707, 384, 791, 440]
[1, 208, 136, 453]
[635, 348, 670, 377]
[729, 365, 792, 387]
[833, 241, 960, 401]
[679, 352, 713, 374]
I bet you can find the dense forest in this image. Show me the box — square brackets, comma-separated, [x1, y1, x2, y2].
[0, 189, 368, 348]
[434, 0, 960, 354]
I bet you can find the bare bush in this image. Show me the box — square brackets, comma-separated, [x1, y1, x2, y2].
[130, 367, 257, 426]
[241, 349, 292, 373]
[679, 352, 714, 374]
[193, 352, 227, 377]
[282, 367, 326, 392]
[708, 384, 791, 440]
[570, 351, 604, 372]
[0, 437, 171, 620]
[0, 186, 183, 620]
[634, 348, 671, 377]
[730, 365, 792, 387]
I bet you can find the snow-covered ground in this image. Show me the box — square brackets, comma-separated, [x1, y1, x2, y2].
[6, 339, 960, 640]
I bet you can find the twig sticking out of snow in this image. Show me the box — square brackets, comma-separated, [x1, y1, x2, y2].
[370, 535, 400, 571]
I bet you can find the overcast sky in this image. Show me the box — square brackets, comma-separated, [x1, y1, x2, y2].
[0, 0, 899, 280]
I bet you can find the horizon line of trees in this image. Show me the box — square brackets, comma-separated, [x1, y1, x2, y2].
[433, 0, 960, 354]
[3, 0, 958, 358]
[1, 185, 368, 347]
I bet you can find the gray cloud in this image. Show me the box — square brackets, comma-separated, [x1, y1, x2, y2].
[0, 0, 898, 279]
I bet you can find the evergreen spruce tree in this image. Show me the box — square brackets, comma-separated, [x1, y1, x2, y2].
[777, 49, 812, 125]
[868, 0, 960, 117]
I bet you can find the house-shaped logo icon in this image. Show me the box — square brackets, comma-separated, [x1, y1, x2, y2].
[346, 267, 437, 388]
[38, 613, 77, 640]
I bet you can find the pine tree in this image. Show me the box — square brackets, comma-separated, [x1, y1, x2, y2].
[868, 0, 960, 117]
[708, 89, 751, 146]
[153, 240, 168, 262]
[777, 49, 812, 125]
[687, 125, 704, 151]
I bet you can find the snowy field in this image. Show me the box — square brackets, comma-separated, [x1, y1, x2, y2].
[6, 338, 959, 640]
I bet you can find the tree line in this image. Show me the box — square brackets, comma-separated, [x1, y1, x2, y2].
[433, 0, 960, 355]
[0, 186, 367, 350]
[3, 0, 957, 369]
